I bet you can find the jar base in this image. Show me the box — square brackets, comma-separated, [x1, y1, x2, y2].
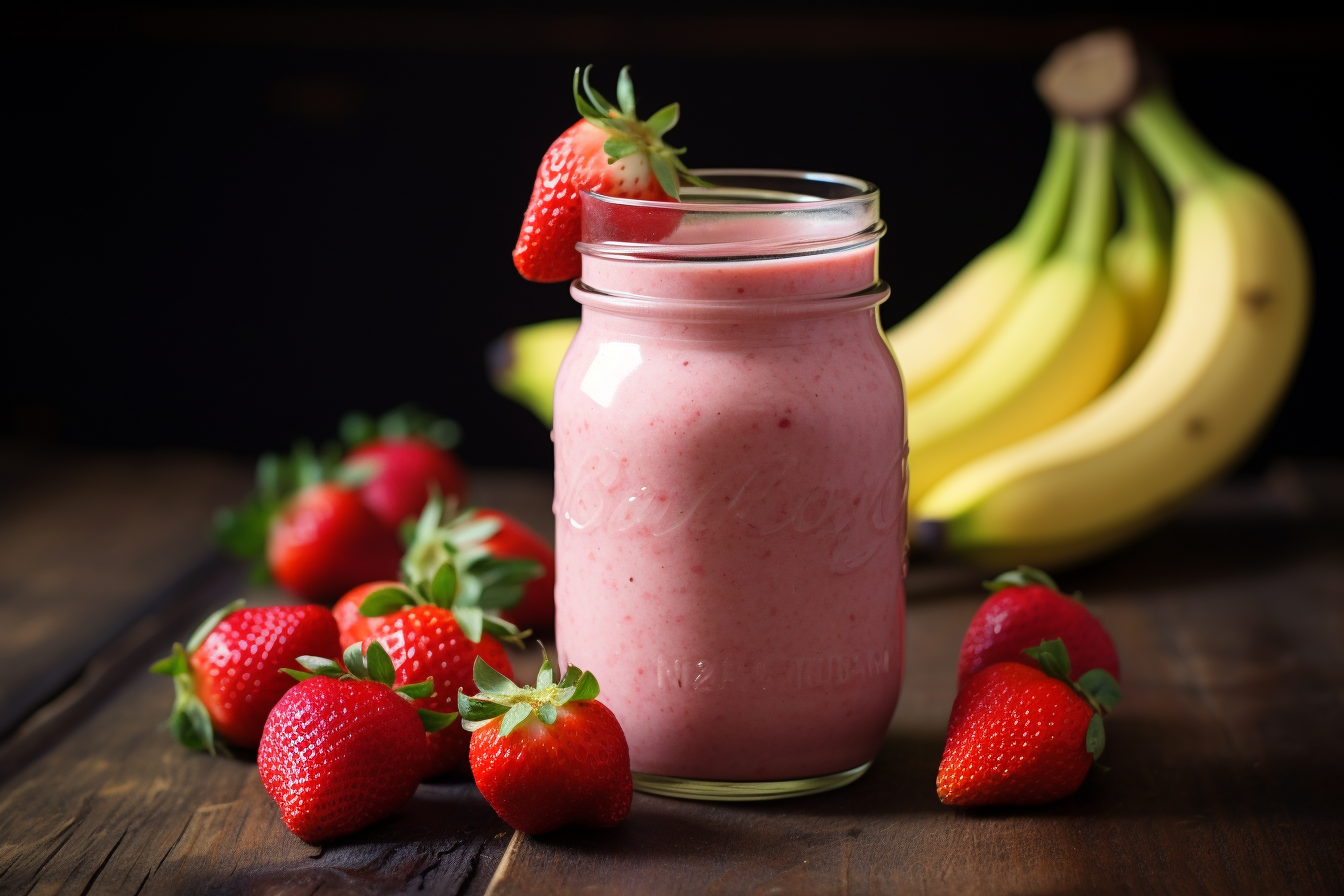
[631, 761, 872, 802]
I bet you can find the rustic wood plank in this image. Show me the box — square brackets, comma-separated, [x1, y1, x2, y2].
[0, 450, 250, 741]
[484, 470, 1344, 896]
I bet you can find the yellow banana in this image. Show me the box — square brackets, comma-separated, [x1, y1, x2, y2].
[1106, 135, 1171, 363]
[913, 89, 1311, 567]
[487, 318, 580, 426]
[888, 121, 1079, 399]
[907, 122, 1129, 507]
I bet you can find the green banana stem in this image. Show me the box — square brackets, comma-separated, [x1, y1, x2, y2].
[1059, 122, 1116, 266]
[1123, 90, 1227, 190]
[1012, 120, 1081, 254]
[1114, 136, 1170, 245]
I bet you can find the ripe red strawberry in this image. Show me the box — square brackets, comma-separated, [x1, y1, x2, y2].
[267, 482, 402, 602]
[346, 437, 467, 532]
[513, 65, 709, 283]
[151, 600, 341, 752]
[347, 498, 531, 777]
[459, 654, 632, 834]
[258, 642, 456, 842]
[333, 580, 400, 650]
[461, 509, 555, 633]
[937, 639, 1121, 807]
[361, 606, 513, 778]
[957, 566, 1120, 690]
[340, 406, 467, 531]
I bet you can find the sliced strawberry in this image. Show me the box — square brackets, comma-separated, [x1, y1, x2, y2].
[512, 65, 709, 282]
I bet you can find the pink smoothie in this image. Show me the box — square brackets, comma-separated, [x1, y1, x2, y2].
[553, 211, 906, 782]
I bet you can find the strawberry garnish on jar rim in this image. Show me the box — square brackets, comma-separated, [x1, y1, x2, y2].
[512, 65, 711, 283]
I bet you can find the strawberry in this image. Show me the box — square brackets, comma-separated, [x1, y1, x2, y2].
[348, 498, 532, 777]
[340, 405, 467, 531]
[151, 600, 341, 752]
[459, 653, 632, 835]
[512, 65, 709, 283]
[259, 642, 456, 842]
[332, 580, 400, 650]
[267, 482, 403, 602]
[937, 639, 1122, 807]
[957, 566, 1120, 690]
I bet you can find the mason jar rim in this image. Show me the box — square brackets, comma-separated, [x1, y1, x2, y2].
[577, 169, 881, 261]
[580, 168, 879, 213]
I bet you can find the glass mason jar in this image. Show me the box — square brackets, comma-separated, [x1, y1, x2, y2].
[553, 170, 906, 800]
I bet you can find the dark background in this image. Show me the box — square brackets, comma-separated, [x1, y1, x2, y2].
[5, 8, 1341, 473]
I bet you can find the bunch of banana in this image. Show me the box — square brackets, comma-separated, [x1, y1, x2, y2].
[901, 29, 1311, 567]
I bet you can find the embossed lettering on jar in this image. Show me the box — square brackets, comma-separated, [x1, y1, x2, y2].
[553, 171, 907, 793]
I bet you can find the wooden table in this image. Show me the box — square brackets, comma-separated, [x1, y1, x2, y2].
[1, 448, 1341, 895]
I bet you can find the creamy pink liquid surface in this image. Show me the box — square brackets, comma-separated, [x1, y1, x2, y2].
[553, 241, 906, 781]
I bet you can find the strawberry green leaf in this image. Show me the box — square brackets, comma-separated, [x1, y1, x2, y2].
[535, 654, 553, 690]
[478, 584, 524, 611]
[581, 65, 616, 117]
[570, 670, 600, 702]
[430, 562, 458, 606]
[498, 703, 534, 737]
[474, 558, 543, 587]
[573, 69, 608, 127]
[1077, 669, 1123, 714]
[645, 103, 679, 137]
[334, 458, 379, 488]
[169, 678, 217, 755]
[447, 517, 502, 546]
[983, 566, 1061, 593]
[343, 642, 367, 680]
[365, 641, 396, 687]
[360, 586, 416, 616]
[473, 656, 522, 696]
[649, 153, 679, 200]
[481, 616, 528, 648]
[297, 656, 345, 678]
[1085, 713, 1106, 762]
[185, 599, 246, 654]
[339, 411, 377, 447]
[213, 502, 271, 561]
[558, 665, 583, 689]
[458, 690, 511, 721]
[454, 606, 484, 643]
[282, 667, 314, 682]
[256, 452, 283, 497]
[537, 702, 558, 725]
[396, 679, 435, 700]
[604, 139, 640, 163]
[553, 686, 577, 706]
[418, 709, 458, 733]
[616, 65, 636, 117]
[1022, 638, 1072, 682]
[150, 643, 189, 676]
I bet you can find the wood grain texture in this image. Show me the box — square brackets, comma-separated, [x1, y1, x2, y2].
[484, 469, 1344, 896]
[0, 449, 250, 741]
[0, 667, 512, 896]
